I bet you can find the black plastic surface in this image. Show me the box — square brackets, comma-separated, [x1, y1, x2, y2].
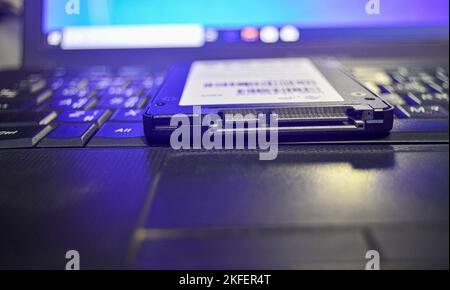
[1, 145, 447, 269]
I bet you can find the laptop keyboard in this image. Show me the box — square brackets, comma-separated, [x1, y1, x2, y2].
[0, 65, 448, 149]
[0, 67, 164, 149]
[353, 66, 449, 119]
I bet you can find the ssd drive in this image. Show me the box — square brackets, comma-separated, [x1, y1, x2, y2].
[144, 58, 394, 144]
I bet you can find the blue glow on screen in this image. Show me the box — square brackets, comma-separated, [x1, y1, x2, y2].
[43, 0, 449, 33]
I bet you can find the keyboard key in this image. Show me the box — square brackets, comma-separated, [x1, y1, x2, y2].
[110, 77, 131, 88]
[425, 82, 444, 94]
[110, 109, 144, 122]
[90, 78, 110, 90]
[377, 85, 393, 94]
[388, 72, 406, 84]
[0, 99, 31, 112]
[38, 123, 97, 148]
[380, 93, 406, 106]
[49, 78, 65, 90]
[405, 92, 449, 107]
[55, 110, 111, 125]
[436, 71, 449, 83]
[95, 122, 144, 138]
[35, 89, 53, 104]
[392, 82, 428, 95]
[154, 74, 165, 86]
[49, 77, 89, 91]
[0, 88, 20, 99]
[97, 86, 140, 98]
[28, 78, 47, 94]
[363, 82, 381, 94]
[352, 68, 392, 85]
[416, 71, 435, 83]
[95, 96, 146, 109]
[0, 125, 53, 149]
[395, 105, 449, 119]
[436, 79, 449, 91]
[0, 111, 57, 126]
[141, 76, 156, 89]
[88, 122, 146, 147]
[49, 97, 95, 110]
[15, 75, 47, 94]
[1, 86, 52, 106]
[52, 86, 93, 98]
[395, 67, 410, 77]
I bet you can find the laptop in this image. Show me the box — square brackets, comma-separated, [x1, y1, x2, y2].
[0, 0, 448, 270]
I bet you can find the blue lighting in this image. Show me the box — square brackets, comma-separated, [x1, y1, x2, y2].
[44, 0, 449, 33]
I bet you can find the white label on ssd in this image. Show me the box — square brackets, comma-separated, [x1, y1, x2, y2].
[179, 58, 344, 106]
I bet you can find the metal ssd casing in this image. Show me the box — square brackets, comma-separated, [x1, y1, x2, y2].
[143, 59, 394, 144]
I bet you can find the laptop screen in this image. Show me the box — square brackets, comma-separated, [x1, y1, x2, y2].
[42, 0, 449, 50]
